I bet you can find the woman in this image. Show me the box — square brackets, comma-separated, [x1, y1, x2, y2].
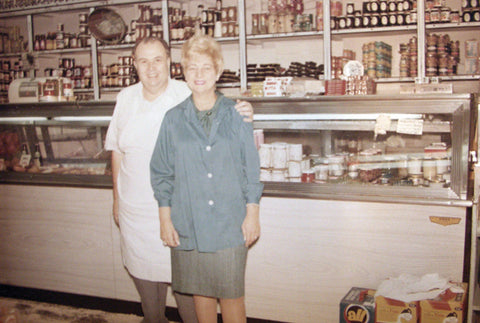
[150, 34, 263, 323]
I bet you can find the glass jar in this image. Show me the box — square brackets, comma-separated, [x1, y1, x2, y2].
[407, 156, 422, 175]
[423, 158, 437, 181]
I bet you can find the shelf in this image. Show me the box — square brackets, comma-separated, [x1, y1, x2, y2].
[97, 44, 134, 51]
[438, 75, 480, 81]
[0, 52, 25, 58]
[74, 88, 95, 93]
[255, 119, 451, 133]
[100, 87, 123, 93]
[375, 77, 416, 83]
[332, 24, 417, 36]
[247, 30, 324, 42]
[34, 48, 91, 56]
[426, 21, 480, 31]
[170, 36, 241, 47]
[0, 171, 112, 188]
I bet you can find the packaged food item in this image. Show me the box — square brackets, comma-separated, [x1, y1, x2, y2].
[375, 296, 419, 323]
[419, 282, 467, 323]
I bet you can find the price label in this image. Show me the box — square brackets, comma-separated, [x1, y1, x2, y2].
[396, 119, 423, 135]
[19, 154, 31, 168]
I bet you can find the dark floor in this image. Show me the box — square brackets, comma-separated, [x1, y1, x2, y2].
[0, 284, 279, 323]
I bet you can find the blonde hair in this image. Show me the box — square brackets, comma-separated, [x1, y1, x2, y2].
[181, 34, 224, 75]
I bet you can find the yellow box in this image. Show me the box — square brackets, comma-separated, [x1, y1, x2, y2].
[375, 296, 418, 323]
[419, 282, 467, 323]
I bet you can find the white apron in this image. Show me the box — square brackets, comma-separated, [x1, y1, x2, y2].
[115, 85, 186, 282]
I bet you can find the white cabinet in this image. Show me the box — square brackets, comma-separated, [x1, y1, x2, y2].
[0, 185, 469, 322]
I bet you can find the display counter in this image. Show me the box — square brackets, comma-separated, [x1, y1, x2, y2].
[0, 94, 476, 204]
[0, 94, 476, 322]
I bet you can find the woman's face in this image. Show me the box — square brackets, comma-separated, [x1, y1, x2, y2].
[184, 53, 219, 96]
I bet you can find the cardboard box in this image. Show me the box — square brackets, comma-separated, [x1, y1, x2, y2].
[340, 287, 375, 323]
[375, 296, 418, 323]
[419, 282, 468, 323]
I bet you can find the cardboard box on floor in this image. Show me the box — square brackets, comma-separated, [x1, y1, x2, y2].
[340, 282, 467, 323]
[340, 287, 376, 323]
[375, 296, 418, 323]
[419, 282, 468, 323]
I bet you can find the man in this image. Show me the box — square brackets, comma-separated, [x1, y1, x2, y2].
[105, 37, 254, 323]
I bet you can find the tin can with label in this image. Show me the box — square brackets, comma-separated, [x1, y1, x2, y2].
[259, 144, 272, 168]
[272, 142, 288, 169]
[288, 160, 302, 177]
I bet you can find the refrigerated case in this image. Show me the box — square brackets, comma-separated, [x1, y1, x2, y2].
[0, 93, 476, 201]
[0, 93, 477, 322]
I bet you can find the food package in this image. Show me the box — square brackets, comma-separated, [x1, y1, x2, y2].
[419, 282, 467, 323]
[375, 296, 418, 323]
[339, 287, 376, 323]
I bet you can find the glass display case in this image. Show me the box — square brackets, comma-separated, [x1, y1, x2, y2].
[0, 93, 477, 204]
[0, 101, 112, 187]
[251, 93, 476, 205]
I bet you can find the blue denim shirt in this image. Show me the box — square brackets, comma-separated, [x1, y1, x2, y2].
[150, 94, 263, 252]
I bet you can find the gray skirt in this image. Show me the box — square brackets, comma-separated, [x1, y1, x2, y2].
[171, 244, 247, 299]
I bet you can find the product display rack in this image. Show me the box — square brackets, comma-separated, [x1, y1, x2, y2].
[0, 0, 479, 98]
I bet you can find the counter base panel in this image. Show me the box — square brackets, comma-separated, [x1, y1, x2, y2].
[0, 185, 467, 322]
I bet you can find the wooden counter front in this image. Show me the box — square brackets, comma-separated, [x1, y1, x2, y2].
[0, 185, 466, 322]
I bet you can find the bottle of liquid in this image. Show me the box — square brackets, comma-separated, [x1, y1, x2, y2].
[18, 143, 31, 168]
[33, 144, 42, 168]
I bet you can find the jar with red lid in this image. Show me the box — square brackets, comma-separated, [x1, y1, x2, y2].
[450, 11, 460, 23]
[301, 169, 315, 183]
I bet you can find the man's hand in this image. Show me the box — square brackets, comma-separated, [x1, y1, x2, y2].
[234, 99, 254, 122]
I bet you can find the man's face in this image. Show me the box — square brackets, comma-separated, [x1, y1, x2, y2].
[133, 40, 170, 96]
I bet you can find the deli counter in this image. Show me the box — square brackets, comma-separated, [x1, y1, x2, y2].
[0, 94, 477, 322]
[0, 94, 476, 205]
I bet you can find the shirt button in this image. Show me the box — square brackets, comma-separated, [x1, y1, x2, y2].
[207, 173, 213, 178]
[208, 200, 214, 206]
[206, 146, 211, 151]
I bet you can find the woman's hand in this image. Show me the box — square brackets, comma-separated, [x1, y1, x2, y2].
[159, 207, 180, 247]
[234, 99, 254, 122]
[242, 204, 260, 247]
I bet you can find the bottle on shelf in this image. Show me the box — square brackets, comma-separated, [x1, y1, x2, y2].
[33, 144, 42, 168]
[18, 143, 31, 168]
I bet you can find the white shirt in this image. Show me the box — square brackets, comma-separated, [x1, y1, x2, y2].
[105, 79, 190, 282]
